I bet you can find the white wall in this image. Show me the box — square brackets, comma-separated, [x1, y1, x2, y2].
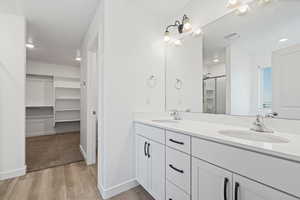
[166, 36, 203, 112]
[228, 42, 254, 115]
[81, 0, 167, 198]
[204, 63, 226, 77]
[0, 13, 26, 180]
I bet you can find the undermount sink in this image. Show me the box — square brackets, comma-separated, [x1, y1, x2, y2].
[152, 119, 180, 124]
[218, 129, 289, 143]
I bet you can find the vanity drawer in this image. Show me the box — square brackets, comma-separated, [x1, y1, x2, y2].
[135, 123, 165, 144]
[192, 137, 300, 198]
[166, 147, 190, 194]
[166, 180, 190, 200]
[166, 130, 191, 154]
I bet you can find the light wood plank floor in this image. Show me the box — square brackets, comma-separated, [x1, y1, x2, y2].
[0, 162, 154, 200]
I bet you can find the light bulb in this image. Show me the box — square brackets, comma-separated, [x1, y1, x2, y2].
[75, 50, 82, 61]
[193, 28, 202, 36]
[164, 31, 171, 42]
[236, 4, 249, 15]
[183, 22, 192, 32]
[227, 0, 240, 9]
[174, 39, 182, 46]
[183, 16, 192, 32]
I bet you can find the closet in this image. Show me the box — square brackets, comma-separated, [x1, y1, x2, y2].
[25, 61, 80, 137]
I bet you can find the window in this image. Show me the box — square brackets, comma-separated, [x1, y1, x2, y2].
[260, 67, 272, 114]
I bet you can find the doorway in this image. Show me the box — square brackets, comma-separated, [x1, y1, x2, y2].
[25, 63, 83, 172]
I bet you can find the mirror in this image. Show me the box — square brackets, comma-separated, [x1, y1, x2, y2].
[166, 0, 300, 119]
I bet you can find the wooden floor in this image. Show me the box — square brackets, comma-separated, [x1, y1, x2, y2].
[0, 162, 154, 200]
[26, 132, 84, 172]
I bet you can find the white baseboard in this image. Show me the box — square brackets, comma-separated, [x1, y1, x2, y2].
[79, 144, 87, 162]
[0, 165, 26, 180]
[97, 179, 138, 199]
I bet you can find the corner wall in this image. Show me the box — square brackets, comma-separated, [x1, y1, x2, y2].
[0, 13, 26, 180]
[81, 0, 167, 198]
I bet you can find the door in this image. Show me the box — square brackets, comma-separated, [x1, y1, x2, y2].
[136, 135, 149, 190]
[233, 175, 297, 200]
[148, 140, 165, 200]
[192, 157, 233, 200]
[272, 44, 300, 119]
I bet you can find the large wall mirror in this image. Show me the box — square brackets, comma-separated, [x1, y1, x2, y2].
[166, 0, 300, 120]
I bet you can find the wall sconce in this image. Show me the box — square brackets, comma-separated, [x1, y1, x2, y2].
[164, 15, 192, 43]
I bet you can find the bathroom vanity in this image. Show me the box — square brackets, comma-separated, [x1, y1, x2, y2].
[135, 119, 300, 200]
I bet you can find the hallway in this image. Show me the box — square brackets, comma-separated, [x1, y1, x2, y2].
[0, 162, 154, 200]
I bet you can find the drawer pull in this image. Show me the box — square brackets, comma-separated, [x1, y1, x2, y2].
[169, 139, 184, 145]
[234, 182, 240, 200]
[169, 164, 184, 174]
[144, 142, 147, 157]
[147, 143, 150, 158]
[224, 178, 229, 200]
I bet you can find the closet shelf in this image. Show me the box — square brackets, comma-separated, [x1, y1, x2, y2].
[55, 109, 80, 112]
[56, 97, 80, 100]
[26, 105, 54, 108]
[55, 119, 80, 123]
[55, 86, 80, 89]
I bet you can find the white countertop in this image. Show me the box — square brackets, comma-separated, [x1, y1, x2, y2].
[135, 119, 300, 163]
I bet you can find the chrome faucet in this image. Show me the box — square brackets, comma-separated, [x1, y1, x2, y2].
[250, 114, 274, 133]
[170, 110, 182, 120]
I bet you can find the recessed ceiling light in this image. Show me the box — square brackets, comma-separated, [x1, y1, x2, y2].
[26, 43, 35, 49]
[279, 38, 288, 42]
[213, 58, 219, 63]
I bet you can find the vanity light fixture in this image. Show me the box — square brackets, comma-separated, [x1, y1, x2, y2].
[164, 15, 192, 42]
[75, 50, 82, 61]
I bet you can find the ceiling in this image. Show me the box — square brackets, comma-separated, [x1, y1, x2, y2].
[203, 0, 300, 66]
[20, 0, 100, 66]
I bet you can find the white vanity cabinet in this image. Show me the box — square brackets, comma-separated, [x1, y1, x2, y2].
[192, 157, 298, 200]
[135, 122, 299, 200]
[192, 158, 232, 200]
[233, 175, 298, 200]
[136, 124, 165, 200]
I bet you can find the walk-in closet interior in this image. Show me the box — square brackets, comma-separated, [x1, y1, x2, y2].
[25, 60, 82, 172]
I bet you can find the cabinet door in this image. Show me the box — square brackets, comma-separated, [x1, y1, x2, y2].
[233, 175, 297, 200]
[136, 136, 149, 190]
[149, 140, 165, 200]
[192, 158, 232, 200]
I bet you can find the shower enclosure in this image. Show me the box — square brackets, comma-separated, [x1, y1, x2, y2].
[203, 75, 226, 114]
